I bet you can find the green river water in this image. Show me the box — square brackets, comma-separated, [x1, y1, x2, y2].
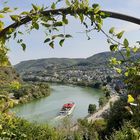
[12, 84, 103, 125]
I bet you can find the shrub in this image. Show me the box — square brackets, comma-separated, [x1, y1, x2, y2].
[0, 114, 63, 140]
[88, 104, 96, 114]
[106, 98, 131, 135]
[98, 97, 107, 107]
[110, 122, 140, 140]
[13, 82, 50, 104]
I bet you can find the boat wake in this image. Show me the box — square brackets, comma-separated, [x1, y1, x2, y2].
[54, 115, 65, 120]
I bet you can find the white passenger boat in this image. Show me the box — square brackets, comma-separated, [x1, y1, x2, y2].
[55, 102, 76, 119]
[59, 102, 76, 116]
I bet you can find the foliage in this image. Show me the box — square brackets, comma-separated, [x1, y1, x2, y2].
[110, 122, 140, 140]
[10, 80, 21, 90]
[0, 66, 21, 90]
[0, 113, 63, 140]
[106, 76, 112, 83]
[93, 82, 102, 89]
[108, 26, 140, 95]
[13, 82, 50, 104]
[76, 119, 108, 140]
[88, 104, 96, 114]
[77, 119, 100, 140]
[98, 96, 108, 107]
[0, 46, 9, 66]
[106, 98, 131, 135]
[0, 94, 15, 113]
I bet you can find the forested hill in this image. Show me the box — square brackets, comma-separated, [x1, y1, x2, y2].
[15, 58, 85, 73]
[15, 51, 128, 73]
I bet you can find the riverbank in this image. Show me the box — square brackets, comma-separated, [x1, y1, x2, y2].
[12, 82, 51, 105]
[86, 95, 119, 121]
[23, 78, 104, 90]
[71, 95, 119, 131]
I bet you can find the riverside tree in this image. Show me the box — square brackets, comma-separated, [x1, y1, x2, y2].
[88, 104, 96, 114]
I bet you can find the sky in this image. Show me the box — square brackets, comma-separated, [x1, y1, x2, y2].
[1, 0, 140, 65]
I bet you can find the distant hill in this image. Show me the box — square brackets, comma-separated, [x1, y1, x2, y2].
[15, 51, 140, 74]
[15, 58, 85, 73]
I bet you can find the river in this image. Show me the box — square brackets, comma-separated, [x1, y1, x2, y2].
[12, 84, 103, 125]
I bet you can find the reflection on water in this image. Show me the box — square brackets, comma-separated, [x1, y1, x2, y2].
[12, 84, 103, 124]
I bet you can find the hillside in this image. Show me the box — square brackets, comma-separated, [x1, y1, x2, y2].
[0, 66, 21, 87]
[0, 64, 50, 104]
[15, 58, 85, 73]
[14, 51, 140, 88]
[15, 51, 124, 73]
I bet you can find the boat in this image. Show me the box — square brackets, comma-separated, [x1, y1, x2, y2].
[58, 102, 76, 117]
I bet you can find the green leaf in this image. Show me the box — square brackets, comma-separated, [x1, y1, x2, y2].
[65, 0, 71, 6]
[59, 39, 65, 47]
[133, 46, 138, 53]
[20, 11, 29, 15]
[115, 68, 122, 74]
[123, 38, 129, 47]
[0, 14, 4, 18]
[65, 34, 72, 38]
[3, 7, 11, 12]
[52, 35, 58, 40]
[51, 3, 56, 9]
[44, 38, 51, 43]
[64, 18, 68, 24]
[125, 72, 129, 77]
[7, 28, 15, 34]
[49, 41, 54, 48]
[100, 12, 107, 19]
[17, 39, 23, 43]
[0, 21, 4, 31]
[109, 27, 115, 34]
[53, 21, 63, 26]
[14, 32, 17, 39]
[21, 43, 26, 51]
[110, 57, 118, 65]
[33, 22, 39, 30]
[92, 4, 100, 13]
[32, 4, 38, 11]
[57, 34, 64, 38]
[14, 7, 18, 11]
[97, 23, 102, 31]
[100, 12, 110, 18]
[52, 27, 59, 31]
[116, 31, 124, 39]
[62, 15, 68, 24]
[10, 15, 20, 22]
[18, 31, 23, 35]
[41, 23, 51, 28]
[95, 16, 103, 25]
[110, 44, 118, 51]
[126, 47, 130, 57]
[79, 13, 84, 23]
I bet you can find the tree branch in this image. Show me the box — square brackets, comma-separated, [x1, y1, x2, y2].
[0, 7, 140, 38]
